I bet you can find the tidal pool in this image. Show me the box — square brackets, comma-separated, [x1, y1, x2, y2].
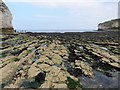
[79, 70, 119, 88]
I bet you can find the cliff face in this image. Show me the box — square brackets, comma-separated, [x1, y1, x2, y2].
[0, 0, 14, 34]
[98, 19, 120, 30]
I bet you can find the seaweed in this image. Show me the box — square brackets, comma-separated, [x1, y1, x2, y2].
[66, 76, 83, 89]
[14, 58, 20, 62]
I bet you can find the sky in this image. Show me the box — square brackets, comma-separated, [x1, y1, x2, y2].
[3, 0, 119, 32]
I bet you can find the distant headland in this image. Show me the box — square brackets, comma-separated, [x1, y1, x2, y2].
[98, 19, 120, 31]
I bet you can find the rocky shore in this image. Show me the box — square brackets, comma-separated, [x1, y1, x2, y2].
[0, 30, 119, 89]
[0, 0, 119, 89]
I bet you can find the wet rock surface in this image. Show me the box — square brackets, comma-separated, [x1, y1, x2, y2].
[0, 31, 120, 89]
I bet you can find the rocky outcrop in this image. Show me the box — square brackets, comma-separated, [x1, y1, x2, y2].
[1, 32, 119, 89]
[98, 19, 120, 30]
[0, 0, 14, 34]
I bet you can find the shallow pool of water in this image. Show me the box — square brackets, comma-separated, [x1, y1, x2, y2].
[79, 70, 119, 88]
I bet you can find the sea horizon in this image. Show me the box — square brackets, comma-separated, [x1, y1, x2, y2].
[16, 29, 98, 33]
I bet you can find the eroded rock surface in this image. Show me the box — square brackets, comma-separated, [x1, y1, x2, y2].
[0, 31, 119, 89]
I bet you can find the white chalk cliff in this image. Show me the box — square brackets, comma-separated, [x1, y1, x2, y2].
[98, 19, 120, 30]
[0, 0, 14, 34]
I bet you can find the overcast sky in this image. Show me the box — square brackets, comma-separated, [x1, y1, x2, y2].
[3, 0, 119, 32]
